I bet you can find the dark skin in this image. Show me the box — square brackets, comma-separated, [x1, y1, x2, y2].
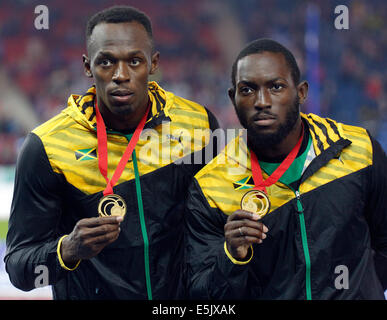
[61, 21, 159, 267]
[226, 52, 308, 260]
[84, 21, 159, 131]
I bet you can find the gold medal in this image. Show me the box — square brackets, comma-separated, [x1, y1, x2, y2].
[240, 190, 270, 218]
[98, 194, 127, 217]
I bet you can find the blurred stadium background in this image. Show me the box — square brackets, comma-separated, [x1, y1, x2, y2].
[0, 0, 385, 299]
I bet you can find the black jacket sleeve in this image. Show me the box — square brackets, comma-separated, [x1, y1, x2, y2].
[365, 134, 387, 290]
[185, 179, 251, 299]
[4, 133, 68, 291]
[179, 107, 222, 176]
[205, 107, 220, 133]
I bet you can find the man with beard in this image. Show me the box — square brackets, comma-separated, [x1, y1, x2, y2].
[184, 39, 387, 299]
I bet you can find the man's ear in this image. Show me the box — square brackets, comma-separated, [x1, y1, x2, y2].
[228, 87, 236, 106]
[297, 81, 308, 104]
[83, 54, 93, 78]
[150, 51, 160, 75]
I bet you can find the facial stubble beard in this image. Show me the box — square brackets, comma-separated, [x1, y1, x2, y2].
[235, 96, 301, 152]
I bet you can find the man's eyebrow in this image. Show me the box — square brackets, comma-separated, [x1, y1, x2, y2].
[238, 77, 288, 87]
[237, 80, 257, 88]
[95, 51, 115, 59]
[95, 50, 145, 59]
[266, 77, 288, 83]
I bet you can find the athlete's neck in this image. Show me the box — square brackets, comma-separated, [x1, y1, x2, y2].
[97, 100, 149, 133]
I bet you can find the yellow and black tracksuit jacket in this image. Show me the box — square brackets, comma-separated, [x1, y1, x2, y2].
[185, 113, 387, 300]
[5, 81, 219, 299]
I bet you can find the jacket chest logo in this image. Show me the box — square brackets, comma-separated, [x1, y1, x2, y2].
[233, 176, 254, 190]
[75, 148, 97, 161]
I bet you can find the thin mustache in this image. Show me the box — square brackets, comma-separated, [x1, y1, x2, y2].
[110, 88, 133, 95]
[253, 112, 277, 120]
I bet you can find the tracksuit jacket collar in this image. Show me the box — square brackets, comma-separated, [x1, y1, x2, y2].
[64, 81, 171, 132]
[299, 113, 352, 183]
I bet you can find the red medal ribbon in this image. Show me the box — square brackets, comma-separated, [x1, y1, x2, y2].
[250, 124, 304, 193]
[95, 100, 150, 196]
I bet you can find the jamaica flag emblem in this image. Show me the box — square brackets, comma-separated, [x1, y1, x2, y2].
[75, 148, 97, 161]
[233, 176, 254, 190]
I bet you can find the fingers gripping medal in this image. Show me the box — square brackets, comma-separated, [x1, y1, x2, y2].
[244, 124, 304, 218]
[95, 100, 150, 218]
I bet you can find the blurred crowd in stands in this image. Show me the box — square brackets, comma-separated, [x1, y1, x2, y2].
[0, 0, 386, 164]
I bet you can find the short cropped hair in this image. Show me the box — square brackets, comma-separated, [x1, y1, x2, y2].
[86, 5, 153, 49]
[231, 38, 300, 89]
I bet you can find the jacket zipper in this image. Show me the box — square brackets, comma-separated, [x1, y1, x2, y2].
[97, 129, 153, 299]
[295, 190, 312, 300]
[125, 134, 153, 300]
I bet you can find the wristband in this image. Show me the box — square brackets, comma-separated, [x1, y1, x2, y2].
[224, 241, 253, 265]
[57, 235, 81, 271]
